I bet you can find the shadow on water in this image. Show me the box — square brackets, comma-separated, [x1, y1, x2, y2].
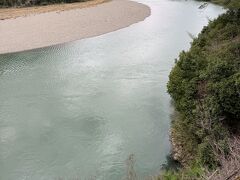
[160, 154, 181, 172]
[123, 153, 181, 180]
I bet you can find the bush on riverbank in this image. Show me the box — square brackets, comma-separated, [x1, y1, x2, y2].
[165, 7, 240, 180]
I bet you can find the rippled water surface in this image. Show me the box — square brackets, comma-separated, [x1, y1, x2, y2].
[0, 1, 224, 179]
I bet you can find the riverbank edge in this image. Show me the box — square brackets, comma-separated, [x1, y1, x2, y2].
[168, 0, 228, 168]
[170, 128, 191, 167]
[166, 2, 240, 179]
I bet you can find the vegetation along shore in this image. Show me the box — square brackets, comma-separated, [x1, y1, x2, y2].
[160, 0, 240, 179]
[0, 0, 104, 8]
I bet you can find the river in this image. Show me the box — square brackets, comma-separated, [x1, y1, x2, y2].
[0, 0, 224, 179]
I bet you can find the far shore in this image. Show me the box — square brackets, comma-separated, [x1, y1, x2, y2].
[0, 0, 109, 20]
[0, 0, 150, 54]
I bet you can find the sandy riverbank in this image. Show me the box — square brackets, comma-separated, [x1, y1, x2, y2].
[0, 0, 150, 54]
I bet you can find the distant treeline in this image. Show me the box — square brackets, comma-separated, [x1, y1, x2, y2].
[197, 0, 240, 9]
[0, 0, 90, 8]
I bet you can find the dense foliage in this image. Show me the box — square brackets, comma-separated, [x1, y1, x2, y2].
[167, 7, 240, 174]
[0, 0, 90, 7]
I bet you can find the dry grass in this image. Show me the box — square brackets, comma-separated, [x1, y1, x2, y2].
[205, 135, 240, 180]
[0, 0, 109, 20]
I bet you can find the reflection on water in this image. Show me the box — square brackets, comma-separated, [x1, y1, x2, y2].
[0, 0, 224, 179]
